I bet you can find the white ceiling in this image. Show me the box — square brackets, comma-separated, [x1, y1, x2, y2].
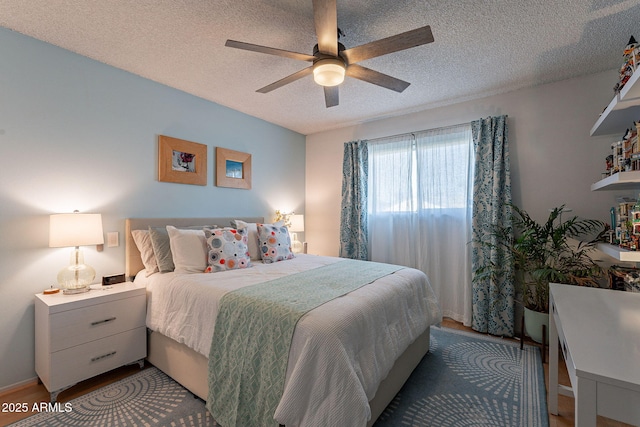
[1, 0, 639, 135]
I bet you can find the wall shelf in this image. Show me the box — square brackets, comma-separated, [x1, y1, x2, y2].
[620, 66, 640, 100]
[591, 171, 640, 191]
[591, 68, 640, 262]
[596, 242, 640, 262]
[590, 70, 640, 137]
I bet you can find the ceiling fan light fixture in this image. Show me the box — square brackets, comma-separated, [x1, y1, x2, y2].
[313, 58, 346, 87]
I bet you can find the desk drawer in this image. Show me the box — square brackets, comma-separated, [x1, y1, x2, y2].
[50, 295, 145, 352]
[48, 326, 146, 392]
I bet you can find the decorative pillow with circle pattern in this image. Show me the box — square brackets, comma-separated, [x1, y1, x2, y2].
[203, 227, 251, 272]
[257, 223, 295, 263]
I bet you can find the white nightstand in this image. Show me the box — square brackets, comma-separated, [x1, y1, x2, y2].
[35, 282, 147, 402]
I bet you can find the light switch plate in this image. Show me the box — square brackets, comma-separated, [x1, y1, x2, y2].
[107, 231, 119, 247]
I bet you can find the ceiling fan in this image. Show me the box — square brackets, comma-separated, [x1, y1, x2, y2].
[225, 0, 434, 108]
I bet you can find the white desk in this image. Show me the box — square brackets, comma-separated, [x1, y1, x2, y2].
[549, 284, 640, 427]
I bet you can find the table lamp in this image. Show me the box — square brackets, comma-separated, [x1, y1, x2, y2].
[49, 211, 104, 294]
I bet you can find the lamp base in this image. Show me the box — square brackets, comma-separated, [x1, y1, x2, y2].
[290, 231, 306, 254]
[291, 239, 303, 254]
[57, 247, 96, 295]
[62, 285, 90, 295]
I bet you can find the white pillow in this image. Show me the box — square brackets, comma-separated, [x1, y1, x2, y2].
[166, 226, 208, 273]
[131, 229, 159, 277]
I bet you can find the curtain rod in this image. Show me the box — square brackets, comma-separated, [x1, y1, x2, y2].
[365, 121, 470, 144]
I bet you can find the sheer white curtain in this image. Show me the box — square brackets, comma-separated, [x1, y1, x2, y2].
[368, 124, 474, 326]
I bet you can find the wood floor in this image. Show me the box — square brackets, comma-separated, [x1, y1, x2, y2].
[0, 319, 632, 426]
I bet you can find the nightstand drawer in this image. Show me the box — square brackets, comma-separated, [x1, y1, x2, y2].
[48, 326, 146, 392]
[50, 294, 145, 352]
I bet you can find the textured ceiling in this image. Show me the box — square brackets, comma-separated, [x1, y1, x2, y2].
[1, 0, 639, 135]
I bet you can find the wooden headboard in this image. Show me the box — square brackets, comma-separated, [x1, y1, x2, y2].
[125, 216, 264, 278]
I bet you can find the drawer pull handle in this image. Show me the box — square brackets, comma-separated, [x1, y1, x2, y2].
[91, 351, 117, 362]
[91, 317, 116, 326]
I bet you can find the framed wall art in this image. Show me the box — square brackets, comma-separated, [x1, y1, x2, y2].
[158, 135, 207, 186]
[216, 147, 252, 189]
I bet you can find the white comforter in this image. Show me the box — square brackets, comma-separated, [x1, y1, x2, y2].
[139, 254, 441, 427]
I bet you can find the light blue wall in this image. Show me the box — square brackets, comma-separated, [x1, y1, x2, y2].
[0, 27, 305, 389]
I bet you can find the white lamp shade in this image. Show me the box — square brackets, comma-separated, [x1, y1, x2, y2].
[49, 213, 104, 248]
[289, 214, 305, 232]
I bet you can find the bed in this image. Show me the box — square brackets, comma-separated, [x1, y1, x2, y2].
[125, 216, 441, 427]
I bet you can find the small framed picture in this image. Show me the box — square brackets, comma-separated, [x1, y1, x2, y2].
[158, 135, 207, 186]
[216, 147, 252, 189]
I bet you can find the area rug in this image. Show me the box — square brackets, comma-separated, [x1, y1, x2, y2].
[11, 326, 548, 427]
[374, 326, 549, 427]
[8, 367, 216, 427]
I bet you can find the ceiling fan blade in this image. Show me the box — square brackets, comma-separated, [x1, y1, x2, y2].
[226, 40, 314, 62]
[346, 64, 410, 93]
[342, 26, 434, 64]
[324, 86, 339, 107]
[312, 0, 338, 56]
[256, 66, 313, 93]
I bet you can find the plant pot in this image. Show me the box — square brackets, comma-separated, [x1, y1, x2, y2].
[523, 306, 549, 344]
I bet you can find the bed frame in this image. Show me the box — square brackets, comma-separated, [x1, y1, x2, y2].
[126, 217, 431, 427]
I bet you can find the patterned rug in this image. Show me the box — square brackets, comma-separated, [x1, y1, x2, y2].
[374, 326, 549, 427]
[11, 327, 547, 427]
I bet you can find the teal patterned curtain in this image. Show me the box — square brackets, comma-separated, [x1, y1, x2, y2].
[339, 140, 368, 260]
[471, 115, 514, 336]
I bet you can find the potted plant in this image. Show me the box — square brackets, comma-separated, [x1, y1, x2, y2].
[474, 205, 605, 343]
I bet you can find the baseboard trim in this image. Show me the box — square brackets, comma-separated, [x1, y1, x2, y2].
[0, 376, 39, 397]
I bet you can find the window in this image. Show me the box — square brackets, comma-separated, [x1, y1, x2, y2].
[367, 123, 473, 325]
[368, 124, 473, 214]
